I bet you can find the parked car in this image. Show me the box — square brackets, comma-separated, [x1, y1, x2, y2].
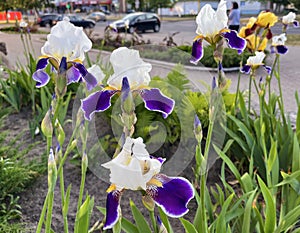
[37, 13, 60, 27]
[57, 15, 96, 28]
[86, 12, 106, 22]
[108, 12, 160, 33]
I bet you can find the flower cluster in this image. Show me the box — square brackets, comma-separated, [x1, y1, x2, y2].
[239, 11, 278, 52]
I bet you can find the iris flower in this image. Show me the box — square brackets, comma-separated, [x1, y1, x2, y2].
[81, 47, 175, 120]
[282, 12, 299, 27]
[241, 51, 271, 74]
[102, 137, 195, 230]
[271, 33, 288, 54]
[190, 0, 246, 64]
[32, 17, 97, 91]
[256, 11, 278, 28]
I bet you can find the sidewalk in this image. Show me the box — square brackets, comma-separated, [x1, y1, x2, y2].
[1, 31, 299, 115]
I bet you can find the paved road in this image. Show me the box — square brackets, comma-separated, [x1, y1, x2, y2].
[1, 19, 300, 114]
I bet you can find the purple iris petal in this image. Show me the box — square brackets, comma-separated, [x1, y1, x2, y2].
[190, 39, 203, 65]
[147, 174, 194, 218]
[294, 20, 299, 27]
[121, 77, 130, 103]
[150, 156, 166, 164]
[140, 88, 175, 119]
[32, 70, 50, 88]
[241, 65, 251, 74]
[263, 65, 272, 74]
[103, 190, 121, 230]
[59, 56, 67, 74]
[84, 72, 98, 91]
[81, 89, 117, 120]
[75, 63, 98, 90]
[222, 30, 246, 54]
[67, 66, 81, 85]
[276, 45, 288, 55]
[270, 46, 276, 54]
[36, 57, 49, 70]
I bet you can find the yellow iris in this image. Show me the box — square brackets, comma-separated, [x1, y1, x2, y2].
[239, 17, 257, 38]
[256, 11, 278, 28]
[246, 34, 268, 51]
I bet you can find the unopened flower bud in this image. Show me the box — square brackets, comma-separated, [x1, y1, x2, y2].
[157, 216, 168, 233]
[55, 120, 65, 146]
[41, 108, 53, 138]
[142, 195, 155, 212]
[194, 115, 203, 143]
[48, 148, 57, 191]
[82, 152, 88, 170]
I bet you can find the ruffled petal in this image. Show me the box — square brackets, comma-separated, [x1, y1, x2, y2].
[74, 63, 98, 90]
[103, 190, 121, 230]
[66, 66, 81, 85]
[81, 90, 117, 120]
[140, 88, 175, 119]
[222, 30, 246, 54]
[241, 65, 251, 74]
[276, 45, 288, 55]
[263, 65, 272, 74]
[36, 57, 49, 70]
[32, 70, 50, 88]
[294, 20, 299, 27]
[190, 38, 203, 64]
[147, 174, 194, 218]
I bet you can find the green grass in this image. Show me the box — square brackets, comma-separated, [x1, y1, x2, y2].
[286, 34, 300, 46]
[0, 108, 47, 232]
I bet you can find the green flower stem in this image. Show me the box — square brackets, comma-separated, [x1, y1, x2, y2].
[57, 124, 79, 175]
[275, 55, 286, 124]
[36, 194, 49, 233]
[149, 210, 157, 233]
[45, 188, 55, 233]
[234, 53, 244, 111]
[268, 55, 279, 106]
[74, 152, 88, 231]
[53, 97, 63, 123]
[58, 149, 68, 233]
[248, 72, 253, 113]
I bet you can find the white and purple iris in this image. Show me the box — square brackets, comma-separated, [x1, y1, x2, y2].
[191, 0, 246, 64]
[241, 51, 271, 74]
[282, 12, 299, 27]
[81, 47, 175, 120]
[271, 33, 288, 55]
[102, 137, 195, 230]
[32, 17, 97, 91]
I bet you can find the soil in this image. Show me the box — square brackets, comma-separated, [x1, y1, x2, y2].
[5, 106, 221, 233]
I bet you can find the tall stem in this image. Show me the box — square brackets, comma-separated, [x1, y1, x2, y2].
[248, 73, 252, 113]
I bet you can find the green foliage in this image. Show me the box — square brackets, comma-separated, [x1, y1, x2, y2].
[0, 109, 46, 230]
[226, 92, 295, 181]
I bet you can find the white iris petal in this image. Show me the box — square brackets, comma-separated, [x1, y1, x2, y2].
[87, 65, 105, 84]
[247, 51, 266, 66]
[41, 18, 92, 62]
[196, 0, 227, 37]
[102, 137, 163, 190]
[282, 12, 296, 24]
[107, 47, 152, 89]
[272, 33, 287, 46]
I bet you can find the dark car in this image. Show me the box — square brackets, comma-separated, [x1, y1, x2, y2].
[37, 13, 60, 27]
[57, 15, 96, 28]
[108, 12, 160, 33]
[86, 12, 106, 22]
